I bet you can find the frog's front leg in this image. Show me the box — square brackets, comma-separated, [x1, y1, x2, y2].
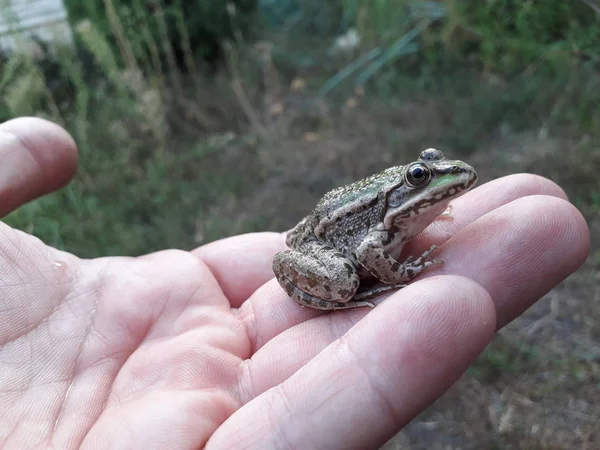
[354, 233, 442, 300]
[273, 240, 375, 310]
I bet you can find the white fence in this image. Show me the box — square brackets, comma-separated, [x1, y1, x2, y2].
[0, 0, 73, 54]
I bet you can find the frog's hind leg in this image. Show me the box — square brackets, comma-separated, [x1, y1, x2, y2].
[288, 286, 375, 310]
[353, 283, 407, 302]
[272, 242, 374, 310]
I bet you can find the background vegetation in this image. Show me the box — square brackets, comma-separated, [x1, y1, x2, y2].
[0, 0, 599, 448]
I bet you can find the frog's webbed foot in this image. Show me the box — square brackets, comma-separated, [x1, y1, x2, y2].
[353, 245, 442, 302]
[397, 245, 439, 266]
[404, 244, 443, 277]
[357, 240, 443, 286]
[403, 255, 415, 265]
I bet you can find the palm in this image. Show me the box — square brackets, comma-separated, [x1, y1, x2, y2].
[0, 119, 590, 449]
[4, 228, 355, 448]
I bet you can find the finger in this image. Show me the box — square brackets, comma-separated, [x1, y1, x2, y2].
[193, 232, 286, 307]
[406, 172, 568, 254]
[431, 194, 589, 328]
[240, 175, 575, 349]
[0, 117, 78, 216]
[209, 276, 496, 449]
[240, 195, 588, 397]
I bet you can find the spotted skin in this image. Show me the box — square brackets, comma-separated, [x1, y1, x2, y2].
[273, 148, 478, 311]
[272, 241, 374, 310]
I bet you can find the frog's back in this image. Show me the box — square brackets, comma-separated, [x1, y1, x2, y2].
[306, 166, 404, 253]
[314, 167, 402, 216]
[286, 166, 404, 250]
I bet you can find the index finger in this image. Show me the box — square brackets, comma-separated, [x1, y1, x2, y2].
[0, 117, 78, 216]
[193, 232, 287, 307]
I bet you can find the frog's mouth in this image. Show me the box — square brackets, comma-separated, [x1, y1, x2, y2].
[428, 163, 478, 191]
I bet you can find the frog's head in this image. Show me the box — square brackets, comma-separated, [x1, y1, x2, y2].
[382, 148, 477, 240]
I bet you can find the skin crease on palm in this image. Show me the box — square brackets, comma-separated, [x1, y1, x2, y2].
[0, 117, 590, 450]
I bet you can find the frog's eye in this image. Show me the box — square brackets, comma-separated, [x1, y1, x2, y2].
[405, 163, 431, 187]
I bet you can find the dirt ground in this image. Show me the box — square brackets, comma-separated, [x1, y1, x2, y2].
[216, 92, 600, 449]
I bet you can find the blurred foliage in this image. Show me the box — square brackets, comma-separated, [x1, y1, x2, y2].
[442, 0, 600, 73]
[258, 0, 600, 95]
[63, 0, 259, 71]
[0, 0, 599, 256]
[4, 130, 264, 256]
[260, 0, 344, 34]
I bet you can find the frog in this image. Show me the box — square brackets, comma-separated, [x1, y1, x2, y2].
[272, 148, 478, 310]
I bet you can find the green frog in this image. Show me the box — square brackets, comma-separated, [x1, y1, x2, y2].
[272, 148, 478, 310]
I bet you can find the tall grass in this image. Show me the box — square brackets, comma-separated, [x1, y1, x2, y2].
[0, 0, 254, 149]
[0, 1, 268, 256]
[0, 0, 598, 256]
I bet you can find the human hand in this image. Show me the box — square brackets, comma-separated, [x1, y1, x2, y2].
[0, 118, 589, 449]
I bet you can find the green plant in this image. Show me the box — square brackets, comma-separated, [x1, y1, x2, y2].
[63, 0, 259, 71]
[314, 0, 600, 95]
[444, 0, 600, 74]
[318, 0, 446, 95]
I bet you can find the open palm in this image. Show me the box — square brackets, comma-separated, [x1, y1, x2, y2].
[0, 118, 590, 449]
